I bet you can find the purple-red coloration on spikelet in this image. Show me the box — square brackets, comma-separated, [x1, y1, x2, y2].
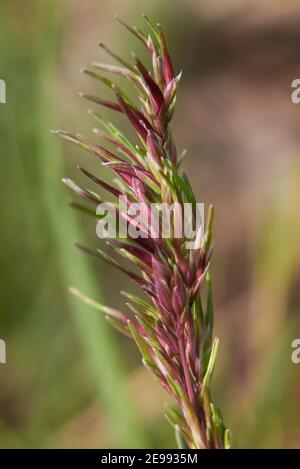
[54, 16, 230, 450]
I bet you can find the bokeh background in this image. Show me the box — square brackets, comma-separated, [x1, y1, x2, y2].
[1, 0, 300, 448]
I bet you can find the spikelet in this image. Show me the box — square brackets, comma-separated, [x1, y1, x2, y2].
[53, 15, 230, 449]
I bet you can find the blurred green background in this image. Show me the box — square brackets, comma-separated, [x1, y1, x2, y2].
[1, 0, 300, 448]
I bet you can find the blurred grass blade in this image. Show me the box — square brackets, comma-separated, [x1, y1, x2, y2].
[34, 0, 147, 448]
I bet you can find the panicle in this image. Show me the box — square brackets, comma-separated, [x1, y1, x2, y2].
[54, 15, 230, 450]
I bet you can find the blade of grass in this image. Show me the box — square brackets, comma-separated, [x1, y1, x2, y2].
[33, 0, 147, 448]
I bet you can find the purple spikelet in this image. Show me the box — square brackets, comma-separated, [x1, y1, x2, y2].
[53, 16, 230, 450]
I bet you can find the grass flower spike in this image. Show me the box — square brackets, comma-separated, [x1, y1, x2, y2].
[54, 15, 230, 449]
